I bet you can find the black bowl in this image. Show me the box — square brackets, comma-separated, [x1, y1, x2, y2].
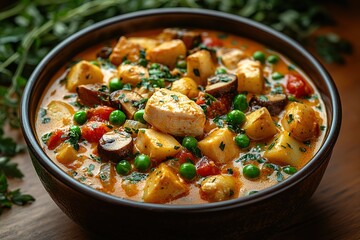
[20, 8, 341, 238]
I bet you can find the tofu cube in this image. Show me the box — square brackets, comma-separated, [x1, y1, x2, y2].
[171, 77, 199, 99]
[135, 129, 181, 162]
[264, 131, 303, 168]
[143, 163, 188, 203]
[186, 50, 216, 86]
[56, 143, 78, 165]
[110, 36, 141, 65]
[218, 48, 246, 69]
[147, 39, 186, 68]
[243, 107, 278, 140]
[66, 61, 104, 92]
[144, 89, 205, 137]
[118, 64, 149, 86]
[198, 128, 240, 164]
[236, 59, 263, 93]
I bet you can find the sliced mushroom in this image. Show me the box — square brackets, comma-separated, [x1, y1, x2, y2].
[76, 84, 110, 107]
[249, 94, 288, 116]
[159, 28, 201, 49]
[97, 131, 133, 163]
[110, 90, 143, 119]
[205, 74, 238, 97]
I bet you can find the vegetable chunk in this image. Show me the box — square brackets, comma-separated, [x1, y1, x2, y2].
[200, 175, 237, 202]
[144, 89, 205, 137]
[243, 107, 278, 140]
[127, 37, 159, 50]
[186, 50, 216, 86]
[171, 77, 199, 98]
[217, 48, 246, 69]
[264, 131, 303, 168]
[66, 60, 104, 92]
[281, 102, 318, 141]
[46, 100, 74, 127]
[55, 142, 78, 164]
[110, 36, 141, 65]
[147, 39, 186, 68]
[118, 64, 149, 86]
[236, 59, 263, 94]
[198, 128, 240, 164]
[143, 163, 188, 203]
[135, 129, 181, 162]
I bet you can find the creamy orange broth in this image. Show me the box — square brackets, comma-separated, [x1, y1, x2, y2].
[35, 29, 326, 204]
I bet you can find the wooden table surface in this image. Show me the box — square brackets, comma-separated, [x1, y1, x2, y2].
[1, 3, 359, 240]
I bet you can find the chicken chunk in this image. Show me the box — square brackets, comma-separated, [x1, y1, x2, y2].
[217, 48, 247, 69]
[118, 64, 149, 86]
[66, 60, 104, 92]
[110, 36, 141, 65]
[198, 128, 240, 164]
[144, 89, 206, 137]
[143, 163, 188, 203]
[135, 128, 181, 162]
[147, 39, 186, 68]
[200, 175, 237, 202]
[236, 59, 263, 94]
[186, 50, 216, 86]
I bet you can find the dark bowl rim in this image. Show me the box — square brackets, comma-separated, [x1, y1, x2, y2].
[20, 8, 341, 212]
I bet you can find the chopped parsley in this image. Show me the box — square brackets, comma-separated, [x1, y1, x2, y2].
[287, 114, 294, 124]
[219, 141, 225, 151]
[170, 95, 179, 102]
[193, 68, 200, 77]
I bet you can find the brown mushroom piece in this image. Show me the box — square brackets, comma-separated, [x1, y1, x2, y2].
[110, 90, 143, 119]
[249, 94, 288, 116]
[97, 131, 133, 163]
[205, 74, 238, 97]
[159, 28, 201, 49]
[76, 84, 110, 107]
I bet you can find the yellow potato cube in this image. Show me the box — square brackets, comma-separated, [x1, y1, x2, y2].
[110, 36, 141, 65]
[171, 77, 199, 98]
[198, 128, 240, 164]
[118, 64, 149, 86]
[243, 107, 278, 140]
[147, 39, 186, 68]
[236, 59, 263, 94]
[66, 60, 104, 92]
[46, 100, 74, 127]
[200, 175, 238, 202]
[143, 163, 188, 203]
[135, 129, 181, 162]
[186, 50, 216, 86]
[56, 143, 78, 165]
[218, 48, 246, 69]
[264, 131, 303, 168]
[128, 37, 160, 50]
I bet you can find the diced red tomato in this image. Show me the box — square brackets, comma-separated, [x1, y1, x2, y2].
[47, 129, 67, 150]
[286, 74, 313, 98]
[196, 156, 220, 177]
[206, 95, 232, 118]
[196, 98, 205, 105]
[175, 149, 197, 164]
[202, 37, 223, 47]
[87, 106, 115, 122]
[81, 121, 111, 143]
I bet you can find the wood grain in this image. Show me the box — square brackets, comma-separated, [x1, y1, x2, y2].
[1, 2, 359, 239]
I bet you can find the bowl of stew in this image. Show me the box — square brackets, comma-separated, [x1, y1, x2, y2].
[21, 8, 341, 238]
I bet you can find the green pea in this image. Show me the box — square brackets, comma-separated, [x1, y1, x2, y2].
[233, 94, 248, 111]
[227, 110, 246, 125]
[138, 58, 148, 67]
[134, 109, 146, 124]
[176, 60, 187, 69]
[243, 164, 260, 179]
[267, 55, 279, 64]
[109, 110, 126, 125]
[116, 160, 132, 175]
[73, 110, 87, 125]
[109, 78, 123, 92]
[134, 154, 151, 171]
[283, 166, 297, 175]
[153, 78, 165, 88]
[182, 136, 198, 151]
[179, 163, 197, 180]
[235, 133, 250, 148]
[215, 68, 227, 75]
[150, 63, 160, 69]
[253, 51, 266, 63]
[69, 125, 81, 138]
[272, 72, 284, 80]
